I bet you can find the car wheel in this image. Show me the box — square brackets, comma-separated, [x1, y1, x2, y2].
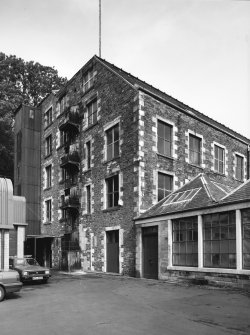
[42, 279, 48, 284]
[0, 286, 6, 302]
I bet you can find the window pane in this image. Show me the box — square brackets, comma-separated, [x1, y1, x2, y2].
[220, 254, 229, 268]
[164, 140, 171, 156]
[107, 178, 113, 193]
[158, 121, 172, 156]
[204, 253, 212, 267]
[212, 227, 220, 240]
[158, 138, 164, 154]
[107, 193, 113, 208]
[211, 254, 220, 267]
[106, 175, 119, 208]
[229, 254, 236, 268]
[203, 212, 236, 269]
[215, 146, 218, 159]
[114, 175, 119, 191]
[243, 224, 250, 239]
[229, 240, 236, 253]
[114, 125, 119, 141]
[107, 129, 112, 145]
[190, 151, 200, 165]
[172, 217, 198, 267]
[164, 175, 172, 190]
[220, 240, 229, 253]
[242, 209, 250, 223]
[158, 173, 164, 187]
[218, 147, 223, 161]
[93, 111, 97, 124]
[158, 121, 164, 138]
[164, 124, 172, 141]
[204, 241, 211, 253]
[219, 162, 224, 174]
[114, 141, 119, 157]
[243, 239, 250, 253]
[243, 254, 250, 269]
[107, 145, 112, 161]
[114, 192, 119, 207]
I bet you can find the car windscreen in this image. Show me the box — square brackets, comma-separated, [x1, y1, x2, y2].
[25, 258, 40, 266]
[15, 259, 26, 265]
[15, 258, 40, 266]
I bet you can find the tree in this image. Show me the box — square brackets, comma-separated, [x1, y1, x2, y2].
[0, 52, 67, 179]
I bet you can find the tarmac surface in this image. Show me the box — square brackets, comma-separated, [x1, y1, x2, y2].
[0, 270, 249, 335]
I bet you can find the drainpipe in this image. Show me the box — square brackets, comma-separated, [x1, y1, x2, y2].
[34, 238, 37, 259]
[248, 145, 250, 180]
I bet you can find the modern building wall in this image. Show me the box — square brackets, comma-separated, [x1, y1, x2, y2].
[14, 105, 41, 236]
[0, 178, 26, 269]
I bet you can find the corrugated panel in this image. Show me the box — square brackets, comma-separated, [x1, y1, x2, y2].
[9, 228, 17, 256]
[13, 195, 26, 224]
[0, 178, 13, 227]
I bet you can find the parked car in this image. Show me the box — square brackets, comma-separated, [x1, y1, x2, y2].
[9, 256, 51, 283]
[0, 269, 23, 302]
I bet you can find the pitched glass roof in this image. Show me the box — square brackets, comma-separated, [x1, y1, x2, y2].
[163, 188, 201, 206]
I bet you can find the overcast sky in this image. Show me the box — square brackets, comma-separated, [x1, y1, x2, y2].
[1, 0, 250, 138]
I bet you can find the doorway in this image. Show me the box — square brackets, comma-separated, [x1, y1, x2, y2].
[142, 226, 158, 279]
[106, 230, 119, 273]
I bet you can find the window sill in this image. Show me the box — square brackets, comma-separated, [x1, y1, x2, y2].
[44, 123, 53, 131]
[83, 168, 92, 173]
[84, 121, 98, 132]
[102, 206, 122, 213]
[56, 145, 64, 151]
[44, 153, 52, 159]
[103, 156, 121, 164]
[56, 109, 68, 119]
[167, 266, 250, 275]
[43, 221, 51, 225]
[82, 85, 95, 97]
[188, 163, 203, 169]
[213, 171, 226, 177]
[157, 153, 175, 160]
[44, 187, 52, 191]
[234, 177, 244, 183]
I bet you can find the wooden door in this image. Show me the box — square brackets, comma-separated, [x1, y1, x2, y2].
[106, 230, 119, 273]
[142, 226, 158, 279]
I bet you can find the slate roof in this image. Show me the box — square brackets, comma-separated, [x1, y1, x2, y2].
[52, 55, 249, 143]
[220, 179, 250, 204]
[135, 173, 235, 220]
[95, 56, 250, 144]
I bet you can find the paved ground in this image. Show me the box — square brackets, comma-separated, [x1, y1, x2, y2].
[0, 271, 249, 335]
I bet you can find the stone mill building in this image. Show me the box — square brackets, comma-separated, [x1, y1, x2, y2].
[14, 55, 250, 279]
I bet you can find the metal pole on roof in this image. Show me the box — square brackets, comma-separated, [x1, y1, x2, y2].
[99, 0, 101, 57]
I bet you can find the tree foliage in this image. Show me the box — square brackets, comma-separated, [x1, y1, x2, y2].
[0, 52, 67, 179]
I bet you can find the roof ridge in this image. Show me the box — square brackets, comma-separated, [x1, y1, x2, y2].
[220, 178, 250, 201]
[95, 56, 250, 143]
[210, 180, 231, 194]
[201, 175, 217, 202]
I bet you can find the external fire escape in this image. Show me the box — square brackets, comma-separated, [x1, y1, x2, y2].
[58, 105, 80, 236]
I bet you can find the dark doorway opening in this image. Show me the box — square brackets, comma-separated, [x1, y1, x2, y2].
[25, 237, 53, 267]
[106, 230, 119, 273]
[142, 226, 158, 279]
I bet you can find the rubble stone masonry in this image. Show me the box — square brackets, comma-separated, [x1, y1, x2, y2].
[39, 56, 249, 275]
